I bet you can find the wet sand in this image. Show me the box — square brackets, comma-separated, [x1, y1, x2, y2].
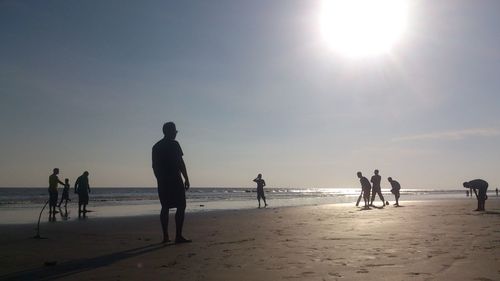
[1, 198, 499, 281]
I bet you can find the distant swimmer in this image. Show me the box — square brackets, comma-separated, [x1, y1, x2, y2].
[463, 179, 488, 211]
[388, 177, 401, 207]
[48, 168, 65, 215]
[496, 188, 498, 197]
[58, 178, 71, 208]
[357, 172, 371, 208]
[75, 171, 91, 214]
[370, 169, 386, 207]
[253, 173, 268, 208]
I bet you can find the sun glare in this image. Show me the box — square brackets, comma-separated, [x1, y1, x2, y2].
[320, 0, 409, 57]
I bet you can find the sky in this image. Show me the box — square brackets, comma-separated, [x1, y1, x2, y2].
[1, 0, 499, 189]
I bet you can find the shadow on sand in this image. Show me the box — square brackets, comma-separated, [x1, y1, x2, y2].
[0, 243, 168, 281]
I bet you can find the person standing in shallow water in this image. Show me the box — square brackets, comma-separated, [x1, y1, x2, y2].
[58, 178, 71, 208]
[48, 168, 65, 215]
[463, 179, 488, 211]
[152, 122, 191, 244]
[75, 171, 91, 214]
[370, 169, 386, 207]
[357, 172, 371, 208]
[253, 174, 267, 208]
[388, 177, 401, 206]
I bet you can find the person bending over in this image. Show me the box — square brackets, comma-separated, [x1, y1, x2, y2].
[463, 179, 488, 211]
[357, 172, 371, 208]
[388, 177, 401, 207]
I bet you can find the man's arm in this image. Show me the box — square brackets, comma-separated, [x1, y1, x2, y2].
[74, 179, 79, 194]
[180, 158, 190, 190]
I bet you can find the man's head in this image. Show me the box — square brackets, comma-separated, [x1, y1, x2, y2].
[83, 171, 89, 177]
[257, 173, 262, 179]
[357, 172, 362, 178]
[162, 122, 178, 140]
[374, 169, 379, 175]
[65, 178, 69, 183]
[53, 168, 59, 175]
[463, 181, 470, 188]
[388, 177, 393, 182]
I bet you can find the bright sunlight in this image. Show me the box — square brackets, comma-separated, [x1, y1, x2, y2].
[320, 0, 409, 57]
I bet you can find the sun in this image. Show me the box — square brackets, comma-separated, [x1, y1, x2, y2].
[320, 0, 409, 57]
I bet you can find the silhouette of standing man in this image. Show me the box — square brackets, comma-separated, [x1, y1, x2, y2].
[253, 173, 268, 208]
[463, 179, 488, 211]
[49, 168, 64, 215]
[370, 169, 386, 207]
[152, 122, 191, 244]
[75, 171, 91, 214]
[357, 172, 371, 208]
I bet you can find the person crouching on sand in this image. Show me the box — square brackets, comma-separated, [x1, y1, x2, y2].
[253, 173, 268, 208]
[388, 177, 401, 207]
[357, 172, 371, 208]
[463, 179, 488, 211]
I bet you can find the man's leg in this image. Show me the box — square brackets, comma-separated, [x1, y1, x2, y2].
[257, 195, 261, 208]
[378, 190, 385, 204]
[175, 206, 191, 243]
[160, 206, 169, 242]
[370, 189, 376, 205]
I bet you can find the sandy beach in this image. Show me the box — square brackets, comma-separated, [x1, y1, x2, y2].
[1, 198, 499, 281]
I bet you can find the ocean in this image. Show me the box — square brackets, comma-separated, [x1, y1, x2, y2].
[0, 187, 479, 225]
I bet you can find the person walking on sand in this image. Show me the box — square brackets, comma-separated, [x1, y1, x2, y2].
[253, 173, 268, 208]
[75, 171, 91, 214]
[49, 168, 65, 215]
[58, 178, 71, 208]
[357, 172, 371, 208]
[152, 122, 191, 244]
[370, 169, 386, 207]
[388, 177, 401, 206]
[463, 179, 488, 211]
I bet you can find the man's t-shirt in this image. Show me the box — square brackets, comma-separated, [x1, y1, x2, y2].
[360, 177, 371, 191]
[49, 174, 59, 192]
[390, 180, 401, 192]
[371, 175, 381, 189]
[468, 179, 488, 189]
[255, 179, 266, 189]
[75, 176, 89, 195]
[152, 139, 184, 183]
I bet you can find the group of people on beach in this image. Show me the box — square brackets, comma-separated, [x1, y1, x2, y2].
[46, 121, 493, 244]
[357, 170, 401, 209]
[48, 168, 91, 216]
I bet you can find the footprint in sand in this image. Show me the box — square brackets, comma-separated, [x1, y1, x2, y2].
[356, 268, 369, 273]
